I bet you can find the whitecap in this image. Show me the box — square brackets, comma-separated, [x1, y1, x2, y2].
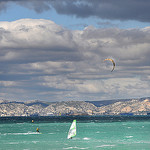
[63, 147, 75, 149]
[32, 141, 39, 144]
[83, 137, 90, 140]
[96, 145, 115, 148]
[8, 142, 19, 144]
[48, 133, 55, 134]
[125, 136, 133, 138]
[7, 132, 40, 135]
[63, 147, 89, 149]
[96, 131, 100, 133]
[76, 148, 89, 149]
[134, 141, 150, 144]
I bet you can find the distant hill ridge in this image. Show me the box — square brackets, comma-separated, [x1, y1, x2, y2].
[0, 97, 149, 116]
[1, 97, 149, 106]
[87, 97, 150, 107]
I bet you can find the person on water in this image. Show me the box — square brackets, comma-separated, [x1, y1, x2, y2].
[36, 127, 39, 132]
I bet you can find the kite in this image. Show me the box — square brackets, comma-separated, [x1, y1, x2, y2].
[104, 58, 115, 72]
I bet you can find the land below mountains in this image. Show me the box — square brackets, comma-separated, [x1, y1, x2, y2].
[0, 97, 150, 116]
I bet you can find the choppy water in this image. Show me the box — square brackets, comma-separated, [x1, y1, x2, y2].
[0, 116, 150, 150]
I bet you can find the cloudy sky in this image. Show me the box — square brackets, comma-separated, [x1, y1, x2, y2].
[1, 0, 150, 102]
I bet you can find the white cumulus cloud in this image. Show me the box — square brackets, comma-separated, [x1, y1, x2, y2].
[0, 19, 150, 101]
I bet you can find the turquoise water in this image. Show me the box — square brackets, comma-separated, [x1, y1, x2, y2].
[0, 116, 150, 150]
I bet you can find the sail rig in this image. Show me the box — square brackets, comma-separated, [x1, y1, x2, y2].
[67, 120, 76, 139]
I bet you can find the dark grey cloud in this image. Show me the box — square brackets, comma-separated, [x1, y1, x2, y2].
[0, 0, 150, 22]
[51, 0, 150, 22]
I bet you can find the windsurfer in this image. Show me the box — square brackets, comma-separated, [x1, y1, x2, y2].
[36, 127, 39, 132]
[67, 120, 76, 139]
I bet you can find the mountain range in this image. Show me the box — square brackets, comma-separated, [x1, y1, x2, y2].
[0, 97, 150, 116]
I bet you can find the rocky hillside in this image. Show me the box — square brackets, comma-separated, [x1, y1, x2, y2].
[97, 99, 150, 115]
[0, 98, 150, 116]
[0, 101, 98, 116]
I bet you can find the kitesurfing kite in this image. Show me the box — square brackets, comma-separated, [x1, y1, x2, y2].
[104, 58, 115, 72]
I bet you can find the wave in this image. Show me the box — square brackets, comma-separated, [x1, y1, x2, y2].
[83, 137, 91, 140]
[48, 133, 55, 134]
[7, 142, 20, 144]
[134, 141, 150, 144]
[96, 145, 116, 148]
[125, 136, 133, 138]
[5, 140, 39, 145]
[63, 146, 89, 149]
[127, 127, 131, 128]
[2, 132, 41, 135]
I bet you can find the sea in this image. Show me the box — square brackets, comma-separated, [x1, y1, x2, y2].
[0, 116, 150, 150]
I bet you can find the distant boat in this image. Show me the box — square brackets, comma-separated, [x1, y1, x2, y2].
[67, 120, 76, 139]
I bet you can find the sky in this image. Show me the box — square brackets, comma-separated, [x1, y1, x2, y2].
[1, 0, 150, 102]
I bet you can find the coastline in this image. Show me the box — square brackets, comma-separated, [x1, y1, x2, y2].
[0, 115, 150, 123]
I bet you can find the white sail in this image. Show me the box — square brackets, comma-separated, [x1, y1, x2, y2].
[67, 120, 76, 139]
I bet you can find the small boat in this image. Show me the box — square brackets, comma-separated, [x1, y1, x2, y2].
[67, 120, 76, 139]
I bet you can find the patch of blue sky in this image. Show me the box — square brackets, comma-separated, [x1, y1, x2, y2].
[0, 3, 89, 30]
[0, 3, 50, 21]
[0, 3, 150, 30]
[112, 20, 150, 29]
